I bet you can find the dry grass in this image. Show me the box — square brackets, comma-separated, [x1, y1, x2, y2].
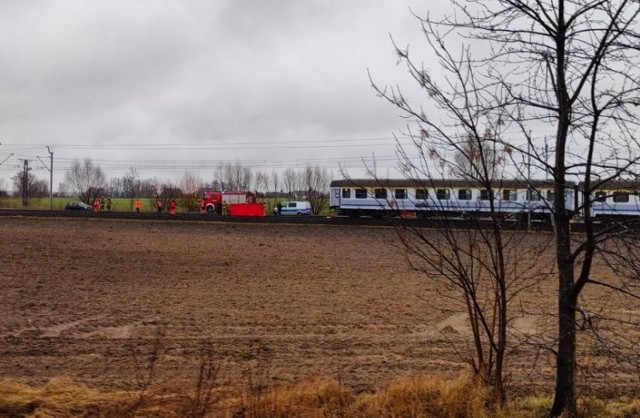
[0, 378, 127, 417]
[2, 374, 638, 418]
[349, 374, 492, 418]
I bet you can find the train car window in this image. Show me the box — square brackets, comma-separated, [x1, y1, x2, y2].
[594, 191, 607, 202]
[436, 189, 450, 200]
[458, 189, 472, 200]
[395, 189, 407, 199]
[334, 189, 340, 199]
[480, 190, 493, 200]
[527, 189, 541, 201]
[374, 188, 387, 199]
[416, 189, 429, 200]
[613, 192, 629, 203]
[547, 190, 555, 201]
[355, 189, 367, 199]
[502, 189, 517, 201]
[342, 188, 351, 198]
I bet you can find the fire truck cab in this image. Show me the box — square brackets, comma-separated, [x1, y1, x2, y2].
[201, 191, 256, 214]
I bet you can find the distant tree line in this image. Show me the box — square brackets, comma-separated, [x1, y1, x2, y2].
[3, 170, 50, 204]
[2, 158, 332, 214]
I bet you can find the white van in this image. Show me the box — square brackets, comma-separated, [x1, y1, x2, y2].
[274, 201, 313, 216]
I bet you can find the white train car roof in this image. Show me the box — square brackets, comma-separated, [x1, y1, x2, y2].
[578, 179, 640, 191]
[330, 178, 575, 189]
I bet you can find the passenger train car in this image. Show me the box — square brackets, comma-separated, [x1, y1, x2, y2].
[330, 178, 640, 220]
[583, 180, 640, 219]
[330, 178, 569, 219]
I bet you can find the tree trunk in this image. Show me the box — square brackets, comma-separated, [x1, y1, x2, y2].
[551, 4, 577, 414]
[551, 260, 577, 417]
[550, 146, 578, 418]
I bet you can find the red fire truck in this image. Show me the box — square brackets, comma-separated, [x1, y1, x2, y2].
[200, 191, 265, 217]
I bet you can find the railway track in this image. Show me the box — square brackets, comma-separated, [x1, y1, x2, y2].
[4, 208, 381, 226]
[0, 208, 579, 231]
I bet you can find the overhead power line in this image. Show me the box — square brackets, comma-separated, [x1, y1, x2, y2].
[0, 136, 413, 150]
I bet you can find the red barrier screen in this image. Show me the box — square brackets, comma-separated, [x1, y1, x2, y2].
[229, 203, 266, 217]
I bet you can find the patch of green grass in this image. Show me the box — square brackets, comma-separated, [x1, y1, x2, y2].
[0, 196, 333, 215]
[0, 197, 151, 212]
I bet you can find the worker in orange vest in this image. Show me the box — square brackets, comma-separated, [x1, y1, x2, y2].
[92, 198, 100, 213]
[134, 198, 141, 213]
[169, 199, 177, 215]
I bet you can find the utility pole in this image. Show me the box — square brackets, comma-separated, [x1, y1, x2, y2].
[22, 159, 30, 207]
[48, 147, 53, 210]
[545, 138, 549, 180]
[37, 147, 54, 210]
[0, 143, 14, 198]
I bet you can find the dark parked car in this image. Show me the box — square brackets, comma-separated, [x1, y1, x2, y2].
[65, 201, 92, 211]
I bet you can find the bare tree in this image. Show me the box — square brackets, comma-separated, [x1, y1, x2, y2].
[239, 166, 252, 191]
[12, 170, 48, 201]
[282, 168, 299, 199]
[160, 181, 181, 210]
[301, 165, 331, 215]
[57, 182, 69, 198]
[107, 177, 123, 198]
[122, 167, 141, 200]
[371, 60, 525, 403]
[179, 171, 204, 212]
[253, 170, 269, 196]
[452, 132, 504, 180]
[63, 158, 106, 204]
[270, 171, 280, 196]
[216, 161, 252, 191]
[30, 178, 48, 198]
[375, 1, 640, 415]
[140, 179, 160, 199]
[397, 209, 551, 404]
[210, 179, 221, 192]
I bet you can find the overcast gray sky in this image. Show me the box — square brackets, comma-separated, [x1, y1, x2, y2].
[0, 0, 446, 191]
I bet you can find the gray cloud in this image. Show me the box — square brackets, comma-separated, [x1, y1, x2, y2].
[0, 0, 436, 187]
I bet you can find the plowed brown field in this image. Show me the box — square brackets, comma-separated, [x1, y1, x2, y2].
[0, 217, 637, 397]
